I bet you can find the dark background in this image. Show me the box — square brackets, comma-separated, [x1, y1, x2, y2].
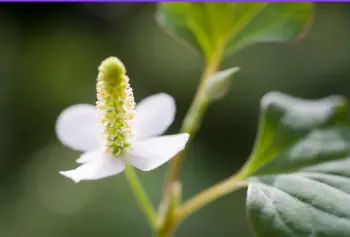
[1, 3, 350, 237]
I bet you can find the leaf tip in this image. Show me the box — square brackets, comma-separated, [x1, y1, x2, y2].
[260, 91, 284, 110]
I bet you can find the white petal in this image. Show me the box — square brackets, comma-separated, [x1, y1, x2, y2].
[59, 151, 125, 183]
[126, 133, 190, 171]
[56, 104, 101, 152]
[76, 150, 102, 164]
[133, 93, 176, 139]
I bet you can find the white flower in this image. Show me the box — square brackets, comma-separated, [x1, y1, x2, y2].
[56, 93, 189, 183]
[55, 57, 189, 183]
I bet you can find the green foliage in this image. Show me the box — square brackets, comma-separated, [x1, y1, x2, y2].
[244, 92, 350, 237]
[156, 3, 313, 60]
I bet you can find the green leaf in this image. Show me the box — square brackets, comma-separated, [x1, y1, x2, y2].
[243, 92, 350, 237]
[156, 3, 313, 60]
[247, 171, 350, 237]
[204, 67, 239, 101]
[241, 92, 349, 177]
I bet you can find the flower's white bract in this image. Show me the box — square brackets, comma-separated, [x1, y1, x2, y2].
[56, 93, 190, 183]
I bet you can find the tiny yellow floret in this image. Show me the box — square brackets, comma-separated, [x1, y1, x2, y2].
[96, 57, 135, 155]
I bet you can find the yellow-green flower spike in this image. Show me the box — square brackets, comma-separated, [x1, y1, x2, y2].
[96, 57, 136, 155]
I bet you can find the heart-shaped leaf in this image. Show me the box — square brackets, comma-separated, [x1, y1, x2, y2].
[243, 92, 350, 237]
[156, 3, 313, 60]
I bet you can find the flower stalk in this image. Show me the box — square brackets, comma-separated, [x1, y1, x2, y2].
[124, 164, 157, 229]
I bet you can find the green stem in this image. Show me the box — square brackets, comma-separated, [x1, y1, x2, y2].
[163, 45, 225, 195]
[175, 173, 248, 222]
[158, 44, 226, 237]
[124, 164, 157, 229]
[155, 232, 173, 237]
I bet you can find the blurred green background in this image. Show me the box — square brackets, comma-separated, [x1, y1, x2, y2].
[1, 3, 350, 237]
